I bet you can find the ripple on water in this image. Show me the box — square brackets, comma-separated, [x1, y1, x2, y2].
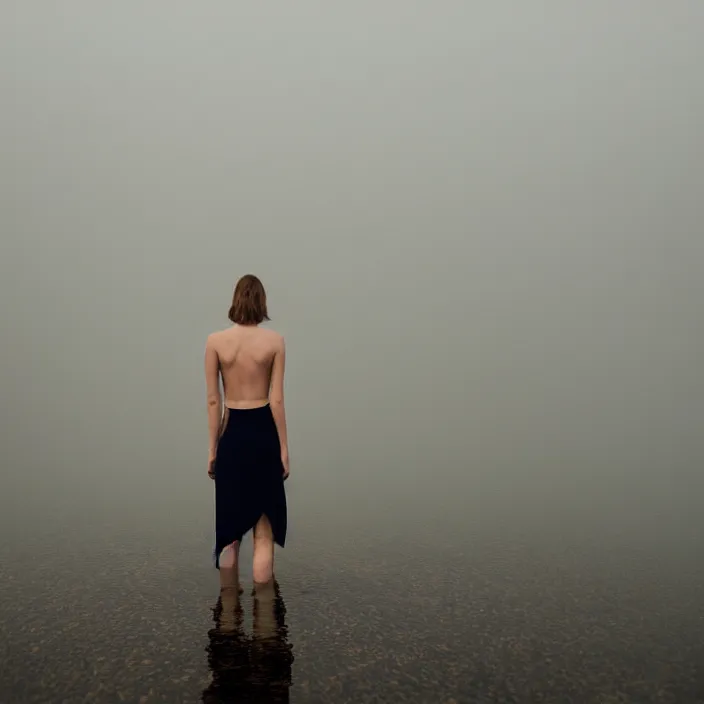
[0, 516, 703, 702]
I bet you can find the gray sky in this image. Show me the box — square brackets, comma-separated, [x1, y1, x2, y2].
[2, 2, 702, 540]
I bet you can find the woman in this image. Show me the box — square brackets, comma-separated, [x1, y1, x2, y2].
[205, 274, 289, 588]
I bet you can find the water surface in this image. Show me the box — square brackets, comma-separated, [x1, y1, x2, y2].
[1, 468, 702, 703]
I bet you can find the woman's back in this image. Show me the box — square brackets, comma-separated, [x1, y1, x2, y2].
[209, 325, 283, 408]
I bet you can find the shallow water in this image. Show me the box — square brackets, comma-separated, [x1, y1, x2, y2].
[1, 469, 702, 704]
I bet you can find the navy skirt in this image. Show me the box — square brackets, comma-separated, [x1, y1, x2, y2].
[213, 404, 287, 568]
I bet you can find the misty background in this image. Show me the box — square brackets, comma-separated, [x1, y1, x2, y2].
[1, 2, 703, 564]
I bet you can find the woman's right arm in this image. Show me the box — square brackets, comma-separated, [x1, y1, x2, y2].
[269, 335, 289, 477]
[205, 334, 222, 471]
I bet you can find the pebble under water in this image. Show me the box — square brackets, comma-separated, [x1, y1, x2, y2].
[1, 488, 703, 704]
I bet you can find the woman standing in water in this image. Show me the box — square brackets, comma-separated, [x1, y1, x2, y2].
[205, 274, 289, 588]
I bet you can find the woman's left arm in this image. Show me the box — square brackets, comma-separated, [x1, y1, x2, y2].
[204, 335, 222, 472]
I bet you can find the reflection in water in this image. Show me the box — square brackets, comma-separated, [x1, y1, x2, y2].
[202, 580, 294, 703]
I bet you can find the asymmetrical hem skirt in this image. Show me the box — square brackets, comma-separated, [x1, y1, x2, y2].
[212, 404, 287, 569]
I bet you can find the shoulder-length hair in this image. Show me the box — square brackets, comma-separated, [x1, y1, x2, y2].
[228, 274, 270, 325]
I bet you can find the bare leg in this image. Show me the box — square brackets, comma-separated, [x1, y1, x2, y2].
[218, 541, 241, 593]
[218, 581, 243, 634]
[252, 579, 277, 640]
[252, 515, 275, 584]
[250, 579, 293, 698]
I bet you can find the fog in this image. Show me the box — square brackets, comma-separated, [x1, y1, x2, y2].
[2, 2, 703, 554]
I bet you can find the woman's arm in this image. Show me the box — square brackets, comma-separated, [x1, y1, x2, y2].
[204, 334, 222, 463]
[269, 335, 289, 473]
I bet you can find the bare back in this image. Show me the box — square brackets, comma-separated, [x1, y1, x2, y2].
[208, 325, 283, 408]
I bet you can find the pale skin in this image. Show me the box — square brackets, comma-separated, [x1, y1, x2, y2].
[218, 578, 279, 637]
[205, 323, 289, 588]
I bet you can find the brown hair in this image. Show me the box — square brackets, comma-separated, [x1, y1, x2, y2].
[228, 274, 270, 325]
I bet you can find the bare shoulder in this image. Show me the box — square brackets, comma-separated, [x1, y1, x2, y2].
[205, 328, 228, 350]
[206, 330, 223, 344]
[262, 327, 285, 350]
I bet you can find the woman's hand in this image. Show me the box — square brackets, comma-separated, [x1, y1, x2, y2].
[281, 451, 290, 480]
[208, 451, 216, 480]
